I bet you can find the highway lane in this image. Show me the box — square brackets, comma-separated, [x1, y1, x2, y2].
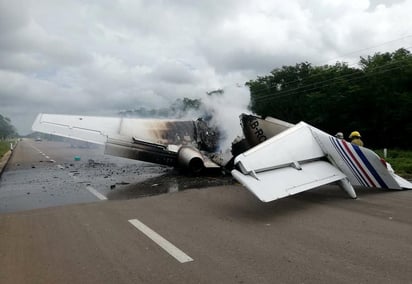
[0, 139, 152, 213]
[0, 139, 98, 213]
[1, 139, 231, 213]
[0, 139, 412, 283]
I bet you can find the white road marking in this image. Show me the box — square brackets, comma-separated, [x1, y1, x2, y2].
[86, 186, 107, 200]
[29, 144, 55, 163]
[128, 219, 193, 263]
[68, 171, 107, 201]
[29, 141, 106, 201]
[30, 145, 41, 153]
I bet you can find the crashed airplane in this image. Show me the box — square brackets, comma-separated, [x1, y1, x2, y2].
[32, 113, 412, 202]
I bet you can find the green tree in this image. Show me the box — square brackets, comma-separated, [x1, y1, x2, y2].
[247, 48, 412, 149]
[358, 48, 412, 148]
[0, 115, 17, 139]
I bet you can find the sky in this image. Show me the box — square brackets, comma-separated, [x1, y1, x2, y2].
[1, 0, 412, 135]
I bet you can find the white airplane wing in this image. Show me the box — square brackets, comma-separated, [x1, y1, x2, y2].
[31, 113, 195, 144]
[32, 113, 122, 144]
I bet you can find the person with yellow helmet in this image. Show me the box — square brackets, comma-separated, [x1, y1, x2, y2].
[349, 131, 363, 146]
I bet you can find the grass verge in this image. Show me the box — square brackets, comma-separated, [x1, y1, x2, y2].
[374, 149, 412, 179]
[0, 141, 12, 157]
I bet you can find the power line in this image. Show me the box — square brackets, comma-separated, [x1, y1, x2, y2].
[207, 37, 412, 102]
[313, 35, 412, 66]
[254, 63, 407, 103]
[249, 46, 412, 96]
[250, 47, 412, 103]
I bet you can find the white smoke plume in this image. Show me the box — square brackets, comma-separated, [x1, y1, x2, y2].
[120, 85, 252, 153]
[191, 85, 251, 152]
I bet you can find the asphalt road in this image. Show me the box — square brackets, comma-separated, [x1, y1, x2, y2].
[0, 139, 411, 283]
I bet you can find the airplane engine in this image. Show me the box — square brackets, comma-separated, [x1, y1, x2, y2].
[177, 146, 205, 173]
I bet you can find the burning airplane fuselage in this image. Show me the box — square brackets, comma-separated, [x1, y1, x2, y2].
[32, 114, 221, 173]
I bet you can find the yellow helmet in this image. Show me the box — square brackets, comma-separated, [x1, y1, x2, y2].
[349, 131, 361, 138]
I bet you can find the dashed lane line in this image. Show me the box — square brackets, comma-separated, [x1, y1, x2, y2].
[30, 141, 108, 201]
[29, 144, 55, 163]
[86, 186, 108, 200]
[128, 219, 194, 264]
[68, 172, 108, 201]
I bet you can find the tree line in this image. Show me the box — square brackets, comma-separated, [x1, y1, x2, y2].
[0, 115, 17, 139]
[246, 48, 412, 149]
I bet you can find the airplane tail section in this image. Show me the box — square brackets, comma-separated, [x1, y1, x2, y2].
[232, 121, 411, 202]
[231, 122, 352, 202]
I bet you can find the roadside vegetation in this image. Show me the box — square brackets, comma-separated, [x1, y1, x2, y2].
[375, 149, 412, 179]
[247, 48, 412, 150]
[0, 115, 17, 140]
[0, 140, 13, 158]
